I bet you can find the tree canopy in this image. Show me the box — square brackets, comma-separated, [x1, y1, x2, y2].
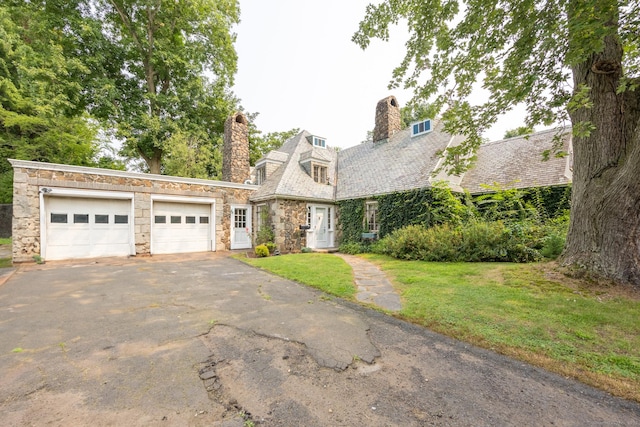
[354, 0, 640, 286]
[0, 3, 102, 203]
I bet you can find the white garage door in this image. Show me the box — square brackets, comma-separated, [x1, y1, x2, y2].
[152, 202, 212, 254]
[44, 197, 133, 260]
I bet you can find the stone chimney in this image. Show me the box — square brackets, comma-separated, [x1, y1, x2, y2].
[223, 112, 250, 183]
[373, 95, 402, 143]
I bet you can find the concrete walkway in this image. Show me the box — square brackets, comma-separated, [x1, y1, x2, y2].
[334, 253, 402, 311]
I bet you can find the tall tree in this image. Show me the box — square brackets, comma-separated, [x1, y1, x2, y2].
[504, 126, 535, 139]
[78, 0, 240, 174]
[0, 3, 100, 203]
[354, 0, 640, 286]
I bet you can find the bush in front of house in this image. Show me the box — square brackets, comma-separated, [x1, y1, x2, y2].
[373, 220, 543, 263]
[255, 244, 269, 257]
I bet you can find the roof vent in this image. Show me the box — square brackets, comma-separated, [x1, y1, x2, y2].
[411, 119, 432, 137]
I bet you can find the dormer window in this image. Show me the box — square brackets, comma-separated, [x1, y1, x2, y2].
[312, 136, 326, 148]
[256, 166, 266, 185]
[411, 119, 432, 137]
[313, 164, 328, 184]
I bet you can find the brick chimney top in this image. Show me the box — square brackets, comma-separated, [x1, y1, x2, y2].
[373, 95, 402, 143]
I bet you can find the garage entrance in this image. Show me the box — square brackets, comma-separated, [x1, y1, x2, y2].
[42, 191, 134, 260]
[151, 197, 215, 254]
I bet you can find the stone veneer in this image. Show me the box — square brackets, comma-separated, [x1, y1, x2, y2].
[222, 112, 251, 184]
[372, 95, 402, 143]
[10, 160, 255, 263]
[270, 199, 307, 253]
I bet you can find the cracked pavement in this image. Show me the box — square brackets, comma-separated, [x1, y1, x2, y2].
[1, 253, 639, 426]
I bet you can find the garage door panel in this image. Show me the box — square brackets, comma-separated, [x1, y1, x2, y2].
[152, 202, 213, 254]
[44, 196, 133, 260]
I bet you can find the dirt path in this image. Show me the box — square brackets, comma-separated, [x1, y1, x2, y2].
[1, 255, 639, 426]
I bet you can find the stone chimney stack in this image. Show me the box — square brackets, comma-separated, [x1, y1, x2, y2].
[373, 95, 402, 143]
[223, 112, 250, 183]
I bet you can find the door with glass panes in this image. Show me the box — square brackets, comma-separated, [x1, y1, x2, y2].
[230, 205, 252, 249]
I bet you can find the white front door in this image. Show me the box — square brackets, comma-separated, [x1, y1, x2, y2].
[307, 205, 334, 249]
[315, 207, 328, 247]
[231, 205, 252, 249]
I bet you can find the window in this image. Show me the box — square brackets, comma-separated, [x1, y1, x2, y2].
[313, 164, 328, 184]
[365, 201, 379, 232]
[411, 119, 432, 137]
[114, 215, 128, 224]
[256, 166, 266, 185]
[170, 216, 181, 224]
[74, 214, 89, 224]
[51, 213, 68, 224]
[199, 216, 209, 224]
[307, 206, 311, 226]
[312, 136, 326, 148]
[256, 205, 263, 231]
[234, 208, 247, 228]
[95, 214, 109, 224]
[185, 216, 196, 224]
[327, 207, 332, 230]
[155, 215, 167, 224]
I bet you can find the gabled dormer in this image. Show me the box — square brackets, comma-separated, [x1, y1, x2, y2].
[299, 146, 332, 184]
[255, 150, 288, 185]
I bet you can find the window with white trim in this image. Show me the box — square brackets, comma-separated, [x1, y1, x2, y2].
[411, 119, 432, 137]
[312, 136, 326, 148]
[256, 166, 266, 185]
[365, 201, 379, 232]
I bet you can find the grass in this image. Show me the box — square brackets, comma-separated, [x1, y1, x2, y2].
[238, 252, 640, 402]
[238, 253, 356, 299]
[0, 237, 10, 268]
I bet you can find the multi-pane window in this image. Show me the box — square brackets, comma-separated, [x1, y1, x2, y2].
[234, 208, 247, 229]
[312, 136, 326, 148]
[313, 165, 327, 184]
[256, 205, 263, 231]
[365, 201, 379, 232]
[411, 119, 432, 137]
[307, 206, 312, 226]
[327, 207, 332, 230]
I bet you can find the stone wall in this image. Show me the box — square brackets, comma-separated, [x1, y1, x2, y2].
[272, 199, 307, 253]
[11, 161, 253, 262]
[373, 95, 402, 143]
[0, 204, 11, 238]
[222, 112, 250, 184]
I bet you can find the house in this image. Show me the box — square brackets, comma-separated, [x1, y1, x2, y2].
[9, 97, 572, 262]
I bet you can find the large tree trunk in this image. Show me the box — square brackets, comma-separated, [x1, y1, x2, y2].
[562, 30, 640, 287]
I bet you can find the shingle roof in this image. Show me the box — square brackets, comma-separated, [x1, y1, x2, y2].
[460, 128, 572, 194]
[335, 120, 454, 200]
[250, 130, 338, 202]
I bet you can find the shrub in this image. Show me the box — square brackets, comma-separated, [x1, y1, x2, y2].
[255, 244, 269, 257]
[374, 221, 542, 263]
[265, 242, 277, 254]
[339, 242, 367, 254]
[301, 247, 313, 253]
[541, 233, 565, 259]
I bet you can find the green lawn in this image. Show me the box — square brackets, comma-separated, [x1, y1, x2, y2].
[0, 237, 10, 268]
[238, 252, 640, 402]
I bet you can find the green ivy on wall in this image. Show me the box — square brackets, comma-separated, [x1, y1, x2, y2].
[337, 184, 571, 244]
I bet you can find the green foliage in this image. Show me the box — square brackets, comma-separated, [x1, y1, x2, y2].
[255, 208, 275, 246]
[339, 242, 369, 255]
[265, 242, 277, 254]
[504, 126, 534, 139]
[246, 117, 299, 165]
[71, 0, 241, 174]
[336, 199, 365, 243]
[374, 221, 541, 263]
[0, 3, 115, 203]
[352, 1, 638, 172]
[254, 244, 269, 258]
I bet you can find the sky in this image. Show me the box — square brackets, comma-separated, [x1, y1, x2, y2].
[232, 0, 527, 150]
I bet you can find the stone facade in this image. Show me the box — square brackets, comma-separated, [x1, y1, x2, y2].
[372, 95, 402, 143]
[222, 112, 251, 184]
[271, 199, 307, 253]
[10, 161, 254, 262]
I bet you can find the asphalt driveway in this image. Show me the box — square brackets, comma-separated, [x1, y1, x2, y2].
[1, 254, 639, 426]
